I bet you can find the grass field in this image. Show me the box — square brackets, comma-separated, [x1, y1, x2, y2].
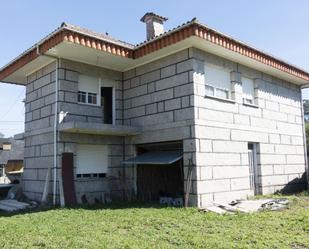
[0, 193, 308, 249]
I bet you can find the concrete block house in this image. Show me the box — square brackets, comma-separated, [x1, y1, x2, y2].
[0, 13, 308, 207]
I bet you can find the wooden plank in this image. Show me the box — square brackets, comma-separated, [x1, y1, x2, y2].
[62, 153, 77, 205]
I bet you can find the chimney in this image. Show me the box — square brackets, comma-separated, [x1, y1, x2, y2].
[140, 12, 168, 40]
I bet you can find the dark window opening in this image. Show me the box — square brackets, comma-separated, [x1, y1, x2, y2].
[101, 87, 113, 124]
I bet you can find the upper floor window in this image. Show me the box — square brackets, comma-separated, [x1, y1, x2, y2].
[242, 77, 255, 104]
[205, 65, 231, 99]
[78, 75, 99, 106]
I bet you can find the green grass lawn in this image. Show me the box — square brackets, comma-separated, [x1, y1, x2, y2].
[0, 193, 308, 249]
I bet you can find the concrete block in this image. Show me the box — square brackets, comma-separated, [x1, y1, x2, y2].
[157, 102, 164, 112]
[198, 108, 233, 123]
[277, 122, 302, 136]
[145, 103, 157, 115]
[199, 167, 213, 180]
[164, 98, 181, 111]
[265, 100, 279, 111]
[275, 144, 296, 154]
[156, 72, 188, 91]
[239, 105, 261, 117]
[285, 164, 305, 174]
[250, 117, 276, 129]
[64, 91, 77, 103]
[199, 139, 212, 152]
[130, 111, 174, 126]
[197, 179, 230, 194]
[259, 154, 286, 165]
[174, 107, 195, 121]
[176, 59, 193, 73]
[151, 88, 173, 102]
[280, 135, 291, 144]
[259, 144, 275, 154]
[41, 83, 55, 97]
[273, 165, 285, 175]
[292, 137, 304, 147]
[32, 109, 41, 120]
[147, 82, 155, 93]
[212, 141, 246, 153]
[181, 96, 190, 108]
[261, 175, 288, 186]
[26, 91, 37, 102]
[174, 83, 194, 98]
[140, 70, 160, 85]
[65, 70, 78, 82]
[130, 77, 140, 88]
[231, 130, 268, 143]
[196, 152, 241, 166]
[286, 155, 305, 164]
[234, 114, 250, 125]
[196, 125, 230, 140]
[213, 166, 249, 179]
[180, 139, 195, 153]
[161, 64, 176, 78]
[260, 165, 274, 175]
[269, 134, 280, 144]
[263, 109, 287, 121]
[30, 98, 45, 111]
[40, 105, 52, 118]
[59, 80, 78, 92]
[131, 95, 152, 107]
[199, 194, 214, 207]
[230, 177, 251, 191]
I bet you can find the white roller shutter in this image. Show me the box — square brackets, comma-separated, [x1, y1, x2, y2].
[76, 144, 108, 174]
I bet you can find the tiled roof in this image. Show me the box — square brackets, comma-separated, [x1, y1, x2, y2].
[0, 19, 309, 82]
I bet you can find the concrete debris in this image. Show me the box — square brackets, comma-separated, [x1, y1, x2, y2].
[200, 198, 290, 214]
[0, 199, 30, 212]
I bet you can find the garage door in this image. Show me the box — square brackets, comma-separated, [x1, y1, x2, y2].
[76, 144, 108, 175]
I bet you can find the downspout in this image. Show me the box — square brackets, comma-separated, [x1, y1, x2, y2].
[36, 44, 59, 206]
[300, 86, 309, 188]
[53, 59, 59, 206]
[121, 72, 126, 201]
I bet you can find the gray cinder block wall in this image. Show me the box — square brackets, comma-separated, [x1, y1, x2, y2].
[123, 49, 199, 205]
[191, 48, 306, 206]
[23, 62, 58, 201]
[23, 47, 307, 206]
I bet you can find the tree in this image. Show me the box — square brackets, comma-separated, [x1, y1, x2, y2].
[0, 132, 4, 138]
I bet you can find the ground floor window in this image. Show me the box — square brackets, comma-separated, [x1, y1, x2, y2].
[76, 144, 108, 177]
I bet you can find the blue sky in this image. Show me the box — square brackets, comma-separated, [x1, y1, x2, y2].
[0, 0, 308, 137]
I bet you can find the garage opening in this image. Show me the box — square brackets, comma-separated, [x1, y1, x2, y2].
[123, 141, 184, 203]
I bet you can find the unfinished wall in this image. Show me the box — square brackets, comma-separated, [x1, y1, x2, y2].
[191, 48, 307, 206]
[123, 49, 198, 205]
[23, 62, 57, 201]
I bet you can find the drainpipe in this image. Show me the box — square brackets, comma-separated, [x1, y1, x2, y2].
[53, 59, 59, 206]
[300, 86, 309, 188]
[36, 44, 59, 206]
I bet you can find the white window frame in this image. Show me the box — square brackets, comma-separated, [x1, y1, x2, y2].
[204, 64, 231, 100]
[78, 75, 100, 106]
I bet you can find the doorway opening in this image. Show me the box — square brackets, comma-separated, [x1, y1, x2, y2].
[101, 87, 113, 124]
[248, 143, 260, 195]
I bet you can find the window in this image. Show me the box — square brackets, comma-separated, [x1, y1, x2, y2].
[76, 144, 108, 176]
[87, 92, 97, 104]
[78, 91, 86, 103]
[205, 65, 231, 99]
[78, 75, 99, 105]
[242, 77, 255, 104]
